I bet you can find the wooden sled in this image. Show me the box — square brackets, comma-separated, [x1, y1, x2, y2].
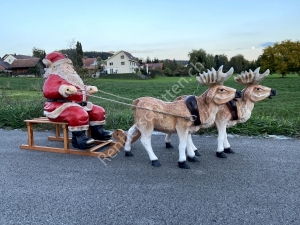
[20, 117, 141, 158]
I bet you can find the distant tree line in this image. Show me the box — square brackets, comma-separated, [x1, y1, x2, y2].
[83, 51, 113, 60]
[187, 49, 258, 75]
[185, 40, 300, 77]
[31, 39, 299, 77]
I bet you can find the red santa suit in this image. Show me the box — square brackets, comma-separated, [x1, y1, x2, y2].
[42, 52, 106, 132]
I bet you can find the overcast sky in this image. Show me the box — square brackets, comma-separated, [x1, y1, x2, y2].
[1, 0, 299, 61]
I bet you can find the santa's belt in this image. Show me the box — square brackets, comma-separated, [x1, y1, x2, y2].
[47, 99, 87, 106]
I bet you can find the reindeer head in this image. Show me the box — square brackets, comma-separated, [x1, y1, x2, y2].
[234, 67, 276, 102]
[196, 65, 242, 105]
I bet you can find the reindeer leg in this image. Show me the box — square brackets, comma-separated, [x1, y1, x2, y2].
[124, 125, 137, 157]
[215, 121, 227, 158]
[223, 130, 235, 153]
[187, 134, 200, 162]
[177, 129, 190, 169]
[139, 129, 161, 167]
[188, 134, 201, 156]
[165, 133, 173, 148]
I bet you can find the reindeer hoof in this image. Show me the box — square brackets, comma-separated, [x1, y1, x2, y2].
[216, 152, 227, 158]
[125, 151, 134, 157]
[165, 142, 173, 148]
[187, 156, 200, 162]
[178, 161, 190, 169]
[194, 150, 201, 156]
[224, 148, 235, 154]
[152, 160, 161, 167]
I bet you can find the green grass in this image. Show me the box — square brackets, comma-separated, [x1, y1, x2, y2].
[0, 74, 299, 138]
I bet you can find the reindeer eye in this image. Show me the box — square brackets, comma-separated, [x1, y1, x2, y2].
[256, 87, 261, 91]
[219, 88, 226, 92]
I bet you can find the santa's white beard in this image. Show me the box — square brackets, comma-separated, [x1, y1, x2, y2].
[44, 64, 85, 89]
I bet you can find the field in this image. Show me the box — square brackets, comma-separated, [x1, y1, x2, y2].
[0, 74, 299, 138]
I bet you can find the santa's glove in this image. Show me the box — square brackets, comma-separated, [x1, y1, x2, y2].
[59, 85, 77, 97]
[86, 86, 98, 95]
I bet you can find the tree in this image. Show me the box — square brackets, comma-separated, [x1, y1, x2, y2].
[146, 56, 152, 63]
[173, 59, 178, 70]
[153, 58, 159, 63]
[137, 58, 144, 65]
[228, 54, 248, 73]
[188, 49, 216, 74]
[248, 60, 258, 71]
[260, 40, 300, 77]
[76, 41, 83, 68]
[58, 39, 83, 70]
[84, 51, 112, 60]
[215, 54, 229, 71]
[154, 66, 162, 75]
[163, 67, 172, 76]
[32, 47, 46, 59]
[59, 38, 77, 65]
[177, 61, 184, 69]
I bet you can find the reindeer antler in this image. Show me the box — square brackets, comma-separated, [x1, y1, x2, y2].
[234, 67, 270, 85]
[196, 65, 234, 86]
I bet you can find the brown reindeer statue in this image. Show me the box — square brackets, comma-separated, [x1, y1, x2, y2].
[124, 66, 242, 169]
[166, 67, 276, 158]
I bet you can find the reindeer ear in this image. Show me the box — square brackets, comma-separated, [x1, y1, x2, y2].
[206, 87, 217, 104]
[242, 87, 251, 101]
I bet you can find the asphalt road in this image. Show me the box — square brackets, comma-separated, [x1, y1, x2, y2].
[1, 129, 300, 225]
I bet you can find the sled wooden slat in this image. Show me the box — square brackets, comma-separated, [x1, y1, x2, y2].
[20, 117, 128, 158]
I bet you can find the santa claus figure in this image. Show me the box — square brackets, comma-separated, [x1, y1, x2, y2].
[42, 52, 112, 149]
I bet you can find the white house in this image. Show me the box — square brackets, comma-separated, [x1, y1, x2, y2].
[105, 50, 138, 74]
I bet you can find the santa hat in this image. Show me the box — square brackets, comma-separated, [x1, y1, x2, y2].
[43, 52, 69, 67]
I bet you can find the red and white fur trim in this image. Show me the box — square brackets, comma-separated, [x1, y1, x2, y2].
[89, 120, 106, 126]
[68, 125, 89, 132]
[44, 103, 81, 119]
[83, 102, 93, 111]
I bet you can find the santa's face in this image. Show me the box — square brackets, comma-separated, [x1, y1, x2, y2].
[61, 62, 77, 76]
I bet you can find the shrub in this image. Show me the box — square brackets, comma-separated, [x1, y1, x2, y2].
[0, 92, 44, 129]
[163, 68, 172, 76]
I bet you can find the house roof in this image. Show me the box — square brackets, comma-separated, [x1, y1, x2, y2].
[123, 51, 136, 61]
[13, 54, 32, 59]
[3, 54, 32, 60]
[82, 58, 96, 67]
[82, 58, 97, 70]
[9, 58, 40, 68]
[106, 50, 137, 62]
[0, 60, 10, 69]
[146, 63, 163, 69]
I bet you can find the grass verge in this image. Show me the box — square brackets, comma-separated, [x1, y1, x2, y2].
[0, 74, 299, 138]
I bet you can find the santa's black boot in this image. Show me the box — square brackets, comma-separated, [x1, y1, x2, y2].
[72, 131, 95, 149]
[91, 125, 113, 140]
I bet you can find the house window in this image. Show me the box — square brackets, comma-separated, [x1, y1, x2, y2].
[121, 62, 125, 65]
[121, 55, 124, 59]
[109, 62, 113, 66]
